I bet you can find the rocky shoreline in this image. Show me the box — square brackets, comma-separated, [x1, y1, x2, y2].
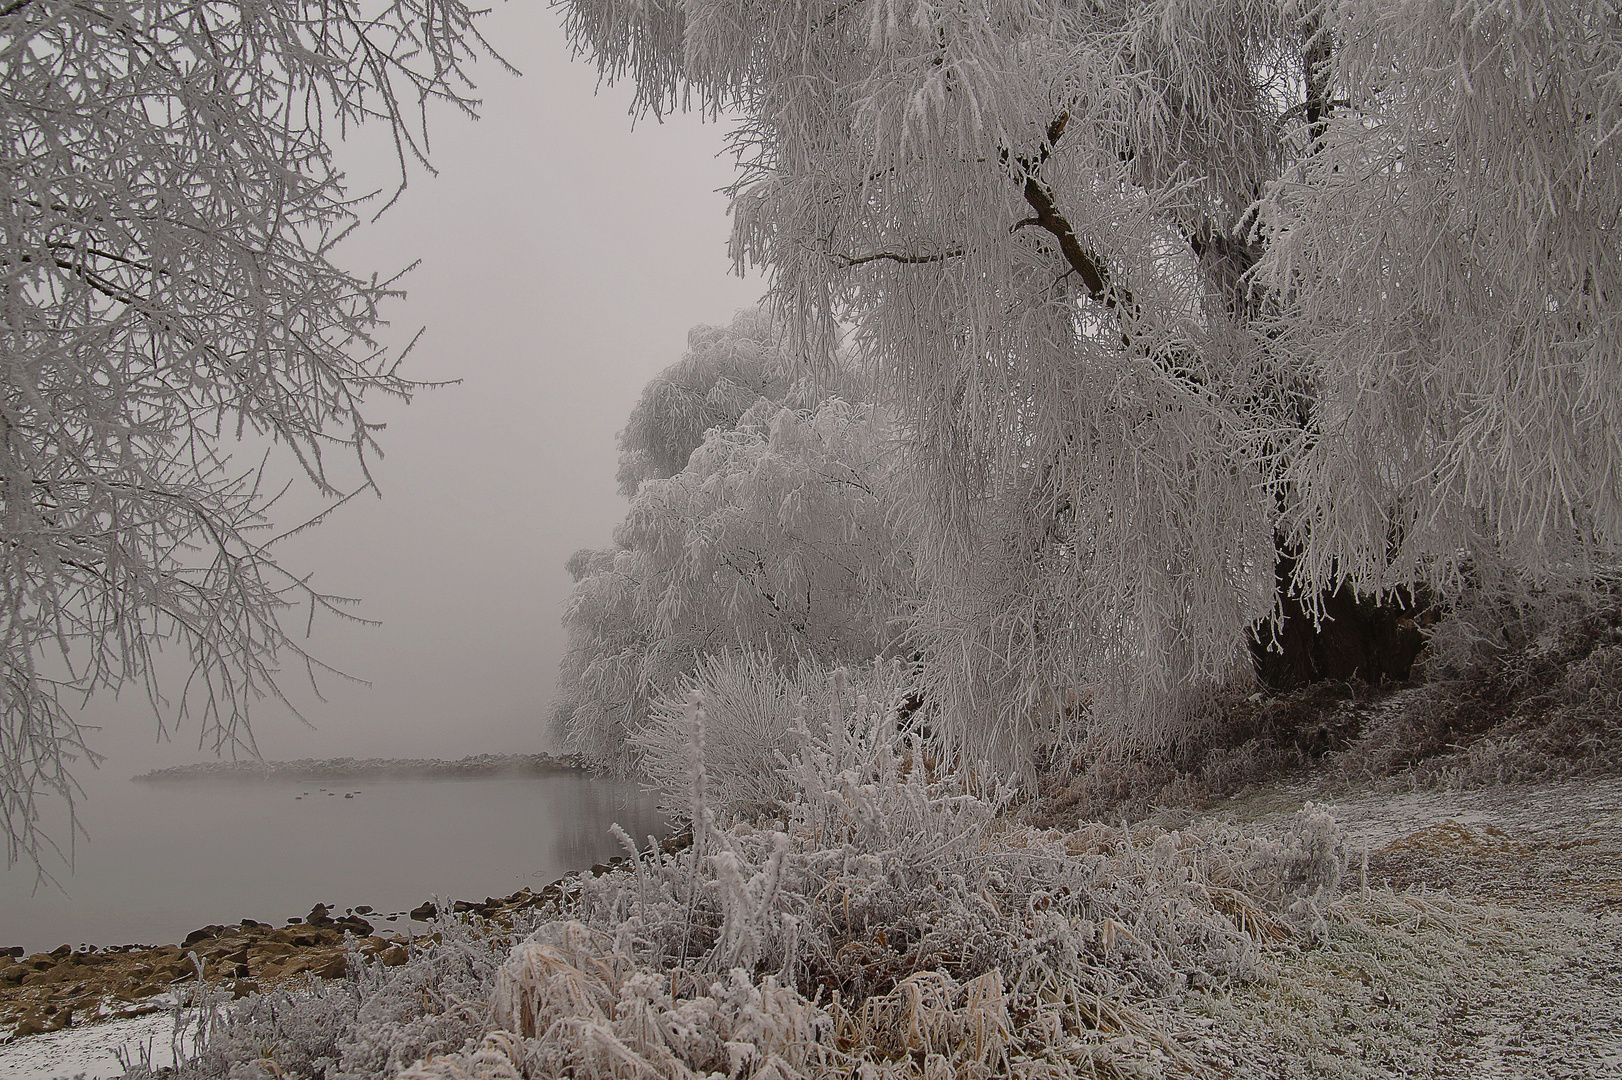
[132, 753, 587, 783]
[0, 829, 691, 1043]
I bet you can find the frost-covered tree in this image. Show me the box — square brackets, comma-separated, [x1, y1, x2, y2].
[1, 0, 497, 869]
[561, 0, 1622, 771]
[552, 311, 914, 771]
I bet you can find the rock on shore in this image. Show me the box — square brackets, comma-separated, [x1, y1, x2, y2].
[1, 831, 690, 1042]
[0, 910, 394, 1040]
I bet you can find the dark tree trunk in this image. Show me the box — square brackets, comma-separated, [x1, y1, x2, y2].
[1250, 545, 1429, 690]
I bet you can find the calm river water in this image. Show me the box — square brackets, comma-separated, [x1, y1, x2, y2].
[0, 773, 667, 955]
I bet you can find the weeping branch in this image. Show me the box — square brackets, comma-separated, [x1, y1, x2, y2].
[1303, 17, 1334, 149]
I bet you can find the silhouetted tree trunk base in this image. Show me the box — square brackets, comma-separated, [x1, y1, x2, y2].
[1251, 552, 1430, 691]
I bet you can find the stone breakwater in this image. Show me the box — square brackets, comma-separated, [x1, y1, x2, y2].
[0, 828, 691, 1042]
[132, 753, 587, 783]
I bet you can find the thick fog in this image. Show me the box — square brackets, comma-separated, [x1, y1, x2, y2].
[64, 4, 761, 788]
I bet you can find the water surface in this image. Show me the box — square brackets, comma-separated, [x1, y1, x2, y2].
[1, 773, 666, 955]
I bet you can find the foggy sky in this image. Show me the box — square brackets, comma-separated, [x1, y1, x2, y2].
[76, 3, 763, 780]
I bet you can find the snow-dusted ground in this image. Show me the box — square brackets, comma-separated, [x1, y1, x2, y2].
[1151, 774, 1622, 1078]
[0, 1003, 196, 1080]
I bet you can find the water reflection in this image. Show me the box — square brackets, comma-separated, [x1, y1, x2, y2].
[0, 773, 669, 955]
[547, 781, 667, 871]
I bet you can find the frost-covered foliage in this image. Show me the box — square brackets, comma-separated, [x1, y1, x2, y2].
[1332, 588, 1622, 788]
[1254, 1, 1622, 598]
[402, 687, 1361, 1080]
[126, 918, 520, 1080]
[1, 0, 498, 871]
[558, 0, 1622, 771]
[615, 307, 871, 497]
[552, 313, 915, 772]
[633, 652, 915, 823]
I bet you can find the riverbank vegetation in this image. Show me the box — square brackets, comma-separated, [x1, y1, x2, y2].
[7, 0, 1620, 1073]
[120, 617, 1622, 1077]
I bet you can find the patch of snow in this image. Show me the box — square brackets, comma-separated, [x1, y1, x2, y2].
[0, 1005, 197, 1080]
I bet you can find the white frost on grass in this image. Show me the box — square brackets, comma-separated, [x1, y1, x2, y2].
[124, 685, 1622, 1079]
[395, 688, 1360, 1080]
[1173, 896, 1622, 1079]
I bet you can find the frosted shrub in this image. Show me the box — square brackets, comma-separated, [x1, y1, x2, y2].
[634, 654, 922, 826]
[1278, 803, 1350, 896]
[633, 651, 854, 822]
[551, 316, 917, 778]
[402, 675, 1357, 1080]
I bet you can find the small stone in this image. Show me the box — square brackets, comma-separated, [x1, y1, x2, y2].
[409, 901, 437, 921]
[337, 916, 373, 936]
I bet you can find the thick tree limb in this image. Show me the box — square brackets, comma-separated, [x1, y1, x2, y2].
[830, 248, 964, 268]
[1013, 175, 1111, 303]
[1005, 112, 1134, 320]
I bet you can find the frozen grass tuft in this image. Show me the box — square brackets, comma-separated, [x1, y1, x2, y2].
[125, 914, 523, 1080]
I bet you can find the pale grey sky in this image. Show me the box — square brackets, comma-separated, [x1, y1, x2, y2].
[82, 2, 763, 776]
